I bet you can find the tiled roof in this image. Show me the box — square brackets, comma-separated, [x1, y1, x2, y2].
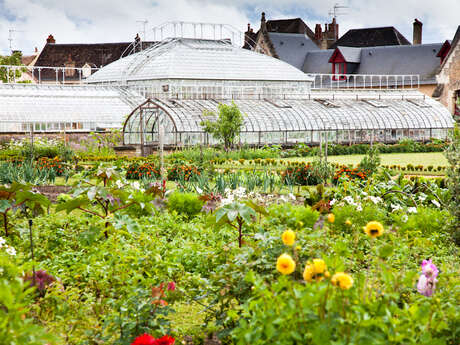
[266, 18, 316, 41]
[331, 26, 411, 49]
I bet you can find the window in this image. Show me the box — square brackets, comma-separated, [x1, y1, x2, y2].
[455, 90, 460, 118]
[332, 63, 346, 81]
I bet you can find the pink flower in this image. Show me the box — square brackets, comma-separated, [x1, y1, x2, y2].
[417, 259, 439, 297]
[417, 274, 437, 297]
[421, 259, 439, 279]
[167, 281, 176, 291]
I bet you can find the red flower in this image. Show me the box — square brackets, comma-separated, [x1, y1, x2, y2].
[167, 281, 176, 291]
[154, 335, 175, 345]
[131, 333, 156, 345]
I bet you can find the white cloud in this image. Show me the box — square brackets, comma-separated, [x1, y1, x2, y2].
[0, 0, 459, 55]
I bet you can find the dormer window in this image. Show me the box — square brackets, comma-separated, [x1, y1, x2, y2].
[328, 47, 361, 81]
[332, 62, 346, 80]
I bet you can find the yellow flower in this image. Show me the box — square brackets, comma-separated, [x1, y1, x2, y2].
[295, 245, 301, 251]
[281, 230, 296, 246]
[303, 258, 327, 282]
[324, 271, 331, 278]
[276, 254, 296, 275]
[345, 219, 352, 226]
[364, 221, 384, 238]
[312, 258, 326, 274]
[331, 272, 353, 290]
[327, 213, 335, 223]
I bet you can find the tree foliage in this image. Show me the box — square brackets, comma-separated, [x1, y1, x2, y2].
[445, 124, 460, 244]
[0, 51, 24, 83]
[201, 102, 244, 150]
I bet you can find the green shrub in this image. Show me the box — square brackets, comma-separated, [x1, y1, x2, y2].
[268, 203, 319, 230]
[167, 192, 204, 218]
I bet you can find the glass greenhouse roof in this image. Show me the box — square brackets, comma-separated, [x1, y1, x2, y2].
[85, 38, 314, 84]
[0, 84, 141, 128]
[124, 90, 453, 137]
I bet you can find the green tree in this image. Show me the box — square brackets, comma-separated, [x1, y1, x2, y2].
[201, 102, 244, 150]
[0, 51, 24, 83]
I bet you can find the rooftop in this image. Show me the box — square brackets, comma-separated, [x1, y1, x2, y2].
[86, 38, 313, 84]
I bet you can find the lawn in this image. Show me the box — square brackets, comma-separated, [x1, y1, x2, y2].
[282, 152, 448, 167]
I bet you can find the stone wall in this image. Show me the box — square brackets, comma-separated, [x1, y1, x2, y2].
[436, 41, 460, 117]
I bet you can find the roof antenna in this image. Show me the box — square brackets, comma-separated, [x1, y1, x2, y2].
[328, 3, 348, 42]
[329, 3, 348, 20]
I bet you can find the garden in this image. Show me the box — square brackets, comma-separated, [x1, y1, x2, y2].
[0, 123, 459, 345]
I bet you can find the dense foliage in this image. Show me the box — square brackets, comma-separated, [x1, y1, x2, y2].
[0, 135, 458, 345]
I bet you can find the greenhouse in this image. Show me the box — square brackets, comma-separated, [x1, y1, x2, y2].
[123, 89, 454, 148]
[0, 37, 454, 145]
[0, 83, 142, 132]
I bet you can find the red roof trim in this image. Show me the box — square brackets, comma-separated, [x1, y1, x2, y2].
[328, 48, 346, 63]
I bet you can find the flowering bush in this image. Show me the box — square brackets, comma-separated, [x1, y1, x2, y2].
[36, 157, 66, 176]
[282, 163, 322, 186]
[333, 166, 368, 183]
[167, 164, 200, 181]
[126, 162, 161, 180]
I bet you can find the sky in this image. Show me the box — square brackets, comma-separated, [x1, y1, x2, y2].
[0, 0, 459, 55]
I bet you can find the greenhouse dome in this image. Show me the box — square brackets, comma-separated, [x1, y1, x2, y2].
[85, 38, 313, 99]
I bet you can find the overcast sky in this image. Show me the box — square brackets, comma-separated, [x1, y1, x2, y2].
[0, 0, 459, 55]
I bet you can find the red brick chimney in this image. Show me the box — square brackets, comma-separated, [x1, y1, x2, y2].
[46, 34, 55, 44]
[315, 24, 323, 41]
[413, 19, 422, 45]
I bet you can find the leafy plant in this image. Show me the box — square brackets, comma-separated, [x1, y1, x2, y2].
[201, 102, 244, 150]
[167, 192, 204, 219]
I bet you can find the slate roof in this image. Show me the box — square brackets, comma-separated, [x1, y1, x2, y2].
[331, 26, 411, 49]
[268, 32, 320, 69]
[33, 41, 156, 81]
[303, 50, 334, 74]
[334, 46, 361, 63]
[266, 18, 316, 41]
[303, 43, 443, 85]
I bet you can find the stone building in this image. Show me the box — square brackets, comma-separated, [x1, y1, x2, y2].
[433, 26, 460, 119]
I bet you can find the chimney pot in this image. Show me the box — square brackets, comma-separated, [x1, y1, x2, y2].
[413, 18, 422, 45]
[46, 34, 55, 44]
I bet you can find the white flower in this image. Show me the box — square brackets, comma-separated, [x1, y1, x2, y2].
[368, 196, 383, 204]
[196, 187, 203, 194]
[401, 214, 408, 223]
[431, 199, 441, 208]
[361, 191, 368, 197]
[407, 207, 417, 214]
[131, 181, 140, 190]
[5, 246, 16, 256]
[0, 237, 5, 248]
[115, 180, 124, 189]
[288, 193, 296, 200]
[343, 196, 355, 205]
[391, 204, 402, 212]
[418, 193, 427, 202]
[330, 198, 337, 206]
[356, 203, 363, 211]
